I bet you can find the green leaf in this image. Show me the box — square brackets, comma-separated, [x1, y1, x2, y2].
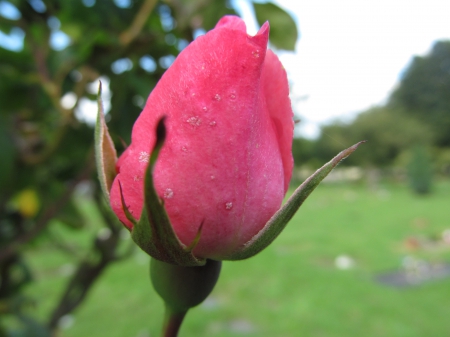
[252, 2, 298, 51]
[95, 82, 118, 200]
[131, 118, 205, 267]
[226, 141, 366, 260]
[198, 0, 238, 31]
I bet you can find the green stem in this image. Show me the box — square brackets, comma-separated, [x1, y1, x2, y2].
[150, 258, 222, 336]
[161, 306, 187, 337]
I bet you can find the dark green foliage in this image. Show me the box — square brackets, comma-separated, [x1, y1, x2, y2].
[407, 146, 433, 195]
[291, 137, 320, 168]
[311, 122, 356, 166]
[328, 107, 432, 167]
[390, 41, 450, 147]
[0, 114, 16, 194]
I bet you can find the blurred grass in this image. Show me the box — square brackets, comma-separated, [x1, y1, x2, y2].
[22, 181, 450, 336]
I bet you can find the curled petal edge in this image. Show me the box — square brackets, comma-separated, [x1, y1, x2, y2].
[225, 141, 367, 261]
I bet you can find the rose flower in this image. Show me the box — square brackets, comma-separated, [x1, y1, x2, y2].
[109, 16, 294, 260]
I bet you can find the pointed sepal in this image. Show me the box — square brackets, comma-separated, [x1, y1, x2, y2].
[130, 118, 206, 267]
[95, 82, 118, 200]
[226, 141, 366, 260]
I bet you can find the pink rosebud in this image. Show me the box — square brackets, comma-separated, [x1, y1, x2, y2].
[109, 15, 294, 260]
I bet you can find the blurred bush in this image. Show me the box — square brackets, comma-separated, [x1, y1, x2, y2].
[407, 146, 433, 195]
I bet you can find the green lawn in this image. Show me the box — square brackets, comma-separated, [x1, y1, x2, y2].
[23, 181, 450, 336]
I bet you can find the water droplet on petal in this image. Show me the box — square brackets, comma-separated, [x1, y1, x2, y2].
[192, 93, 196, 97]
[138, 151, 150, 163]
[230, 93, 236, 100]
[209, 121, 216, 127]
[225, 202, 233, 210]
[164, 188, 174, 199]
[181, 146, 188, 152]
[186, 116, 201, 127]
[210, 175, 215, 180]
[214, 94, 221, 101]
[252, 50, 260, 58]
[133, 175, 141, 182]
[202, 106, 208, 112]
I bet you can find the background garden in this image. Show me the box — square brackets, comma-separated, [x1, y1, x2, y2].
[1, 1, 449, 336]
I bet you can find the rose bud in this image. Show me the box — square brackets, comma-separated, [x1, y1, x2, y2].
[96, 16, 365, 266]
[109, 16, 293, 260]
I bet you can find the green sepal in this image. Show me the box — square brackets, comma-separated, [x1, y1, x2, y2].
[118, 181, 138, 226]
[95, 81, 118, 201]
[130, 118, 206, 267]
[226, 141, 366, 260]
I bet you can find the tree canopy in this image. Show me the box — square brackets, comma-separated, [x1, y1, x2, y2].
[294, 40, 450, 170]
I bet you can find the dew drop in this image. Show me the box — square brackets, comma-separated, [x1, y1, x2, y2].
[210, 175, 215, 180]
[209, 121, 217, 127]
[164, 188, 174, 199]
[225, 202, 233, 210]
[181, 146, 188, 152]
[214, 94, 221, 101]
[138, 151, 150, 163]
[202, 106, 208, 112]
[133, 175, 141, 182]
[186, 116, 201, 127]
[230, 93, 236, 100]
[252, 50, 260, 58]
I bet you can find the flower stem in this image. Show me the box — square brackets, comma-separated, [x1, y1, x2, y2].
[161, 306, 187, 337]
[150, 258, 222, 336]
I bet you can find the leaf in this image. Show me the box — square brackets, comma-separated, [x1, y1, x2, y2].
[131, 118, 205, 266]
[95, 82, 118, 200]
[227, 141, 366, 260]
[252, 2, 298, 51]
[198, 0, 238, 31]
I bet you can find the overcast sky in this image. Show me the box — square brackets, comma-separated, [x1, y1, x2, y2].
[234, 0, 450, 138]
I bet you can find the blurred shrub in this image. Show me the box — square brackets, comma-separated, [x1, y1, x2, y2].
[407, 146, 433, 195]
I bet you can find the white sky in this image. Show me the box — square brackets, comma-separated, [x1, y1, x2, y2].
[234, 0, 450, 138]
